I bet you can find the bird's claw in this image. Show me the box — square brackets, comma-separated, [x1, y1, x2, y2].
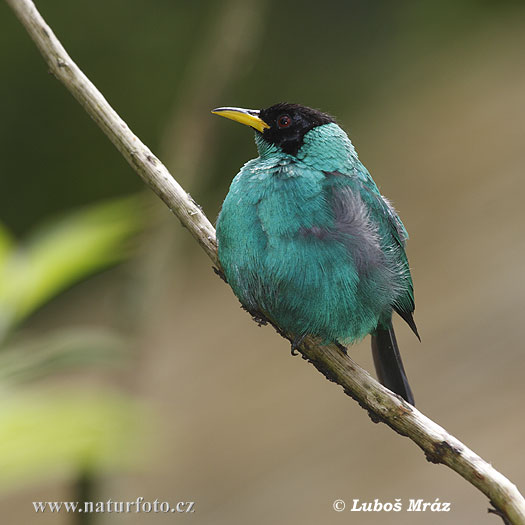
[290, 334, 306, 356]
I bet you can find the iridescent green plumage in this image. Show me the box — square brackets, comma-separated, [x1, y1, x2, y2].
[215, 104, 417, 403]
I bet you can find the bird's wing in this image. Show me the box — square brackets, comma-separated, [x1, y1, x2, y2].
[323, 169, 419, 338]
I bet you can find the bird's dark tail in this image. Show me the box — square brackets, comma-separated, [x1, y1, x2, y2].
[371, 324, 415, 405]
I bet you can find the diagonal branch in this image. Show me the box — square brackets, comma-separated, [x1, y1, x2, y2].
[5, 1, 525, 523]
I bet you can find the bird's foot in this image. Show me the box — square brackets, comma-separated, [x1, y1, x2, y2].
[290, 334, 306, 356]
[240, 305, 269, 327]
[335, 342, 348, 356]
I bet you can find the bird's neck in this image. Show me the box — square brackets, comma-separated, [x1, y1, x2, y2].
[254, 133, 283, 158]
[254, 123, 360, 174]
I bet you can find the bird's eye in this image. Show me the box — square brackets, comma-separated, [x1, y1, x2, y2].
[277, 115, 292, 128]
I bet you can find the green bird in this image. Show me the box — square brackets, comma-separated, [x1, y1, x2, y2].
[212, 103, 419, 404]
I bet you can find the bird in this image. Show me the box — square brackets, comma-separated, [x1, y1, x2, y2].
[212, 103, 419, 404]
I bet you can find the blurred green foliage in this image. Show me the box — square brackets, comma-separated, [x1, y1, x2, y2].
[0, 197, 146, 492]
[0, 196, 142, 341]
[0, 391, 144, 490]
[0, 329, 128, 385]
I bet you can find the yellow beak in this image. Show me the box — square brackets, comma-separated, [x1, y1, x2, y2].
[211, 106, 270, 133]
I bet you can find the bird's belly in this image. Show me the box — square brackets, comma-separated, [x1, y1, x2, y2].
[220, 229, 385, 344]
[263, 237, 385, 342]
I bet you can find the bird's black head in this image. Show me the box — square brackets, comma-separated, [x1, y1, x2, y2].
[259, 103, 335, 155]
[212, 103, 336, 156]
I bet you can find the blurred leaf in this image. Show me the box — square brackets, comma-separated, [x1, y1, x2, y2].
[0, 328, 129, 385]
[0, 195, 144, 339]
[0, 390, 148, 491]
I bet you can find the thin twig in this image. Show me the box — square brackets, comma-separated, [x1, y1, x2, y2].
[5, 1, 525, 523]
